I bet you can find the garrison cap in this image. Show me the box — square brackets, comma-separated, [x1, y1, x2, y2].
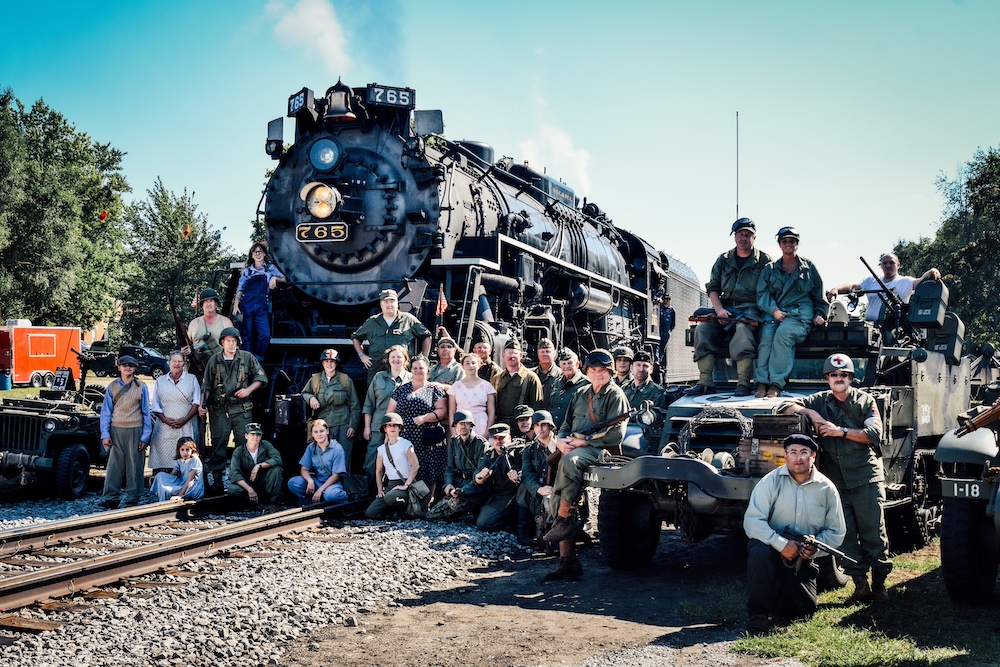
[536, 337, 555, 350]
[504, 338, 522, 351]
[378, 289, 399, 301]
[556, 347, 578, 362]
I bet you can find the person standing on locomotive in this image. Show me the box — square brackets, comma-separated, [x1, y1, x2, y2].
[658, 294, 676, 369]
[778, 353, 891, 605]
[185, 288, 234, 378]
[492, 339, 543, 429]
[686, 217, 771, 398]
[231, 242, 286, 361]
[549, 348, 589, 431]
[352, 289, 432, 382]
[199, 327, 268, 494]
[529, 338, 561, 410]
[302, 349, 360, 472]
[542, 349, 630, 581]
[754, 227, 827, 398]
[826, 252, 942, 324]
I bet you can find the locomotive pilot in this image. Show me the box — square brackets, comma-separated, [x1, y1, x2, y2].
[352, 289, 432, 381]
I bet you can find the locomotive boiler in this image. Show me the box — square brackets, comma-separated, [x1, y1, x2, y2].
[255, 80, 685, 388]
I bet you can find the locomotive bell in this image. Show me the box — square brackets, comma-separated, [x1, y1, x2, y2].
[323, 80, 357, 123]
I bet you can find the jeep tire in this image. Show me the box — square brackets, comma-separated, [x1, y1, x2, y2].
[54, 443, 91, 500]
[940, 496, 999, 604]
[598, 489, 662, 570]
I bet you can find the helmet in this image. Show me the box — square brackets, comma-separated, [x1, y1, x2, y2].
[822, 353, 855, 376]
[219, 327, 241, 344]
[611, 346, 634, 361]
[776, 226, 800, 242]
[531, 410, 555, 427]
[319, 348, 338, 362]
[453, 409, 476, 426]
[731, 217, 755, 234]
[199, 288, 221, 305]
[380, 412, 404, 431]
[584, 348, 614, 370]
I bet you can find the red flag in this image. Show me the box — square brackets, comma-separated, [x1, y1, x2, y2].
[436, 285, 448, 316]
[183, 223, 191, 239]
[99, 210, 108, 222]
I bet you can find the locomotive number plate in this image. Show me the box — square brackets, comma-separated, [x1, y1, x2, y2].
[297, 222, 348, 243]
[366, 85, 415, 109]
[941, 478, 992, 499]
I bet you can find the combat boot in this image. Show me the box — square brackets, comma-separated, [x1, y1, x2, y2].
[541, 555, 583, 582]
[846, 575, 874, 604]
[685, 356, 717, 395]
[734, 358, 754, 396]
[871, 572, 889, 604]
[543, 511, 577, 543]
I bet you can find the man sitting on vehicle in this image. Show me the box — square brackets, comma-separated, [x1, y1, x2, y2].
[743, 434, 846, 635]
[826, 252, 941, 324]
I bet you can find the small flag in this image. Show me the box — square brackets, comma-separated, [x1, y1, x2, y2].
[183, 223, 191, 239]
[436, 285, 448, 316]
[99, 210, 108, 222]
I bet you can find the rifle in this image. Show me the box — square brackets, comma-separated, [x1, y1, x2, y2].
[166, 290, 205, 380]
[780, 527, 859, 565]
[688, 307, 759, 329]
[956, 403, 1000, 437]
[569, 399, 656, 442]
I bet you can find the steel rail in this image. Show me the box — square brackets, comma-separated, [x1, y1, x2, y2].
[0, 505, 328, 611]
[0, 501, 199, 556]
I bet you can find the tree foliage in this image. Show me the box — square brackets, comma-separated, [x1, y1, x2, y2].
[0, 88, 130, 327]
[895, 147, 1000, 348]
[117, 179, 236, 350]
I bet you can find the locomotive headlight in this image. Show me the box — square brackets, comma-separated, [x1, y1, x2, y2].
[299, 182, 342, 219]
[309, 138, 342, 171]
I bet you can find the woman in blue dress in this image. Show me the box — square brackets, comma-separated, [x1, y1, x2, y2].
[149, 437, 205, 501]
[231, 242, 286, 360]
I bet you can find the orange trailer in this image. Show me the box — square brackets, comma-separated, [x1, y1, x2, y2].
[0, 321, 82, 387]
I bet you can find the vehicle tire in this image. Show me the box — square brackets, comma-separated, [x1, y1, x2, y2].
[83, 384, 107, 408]
[43, 372, 55, 388]
[940, 496, 999, 604]
[817, 555, 850, 591]
[151, 366, 166, 379]
[54, 443, 91, 500]
[29, 373, 43, 388]
[598, 489, 662, 570]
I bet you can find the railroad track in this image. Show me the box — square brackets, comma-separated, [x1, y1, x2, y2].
[0, 500, 338, 612]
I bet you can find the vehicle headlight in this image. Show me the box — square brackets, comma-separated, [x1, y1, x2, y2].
[299, 182, 342, 219]
[309, 138, 342, 171]
[43, 419, 57, 432]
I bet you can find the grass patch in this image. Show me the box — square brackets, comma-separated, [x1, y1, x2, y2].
[677, 581, 746, 624]
[0, 387, 42, 399]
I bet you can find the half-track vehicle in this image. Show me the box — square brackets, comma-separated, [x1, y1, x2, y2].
[934, 402, 1000, 603]
[586, 283, 971, 582]
[0, 377, 106, 499]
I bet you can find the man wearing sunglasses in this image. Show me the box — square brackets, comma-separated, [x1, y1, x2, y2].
[826, 252, 941, 323]
[686, 218, 771, 397]
[778, 353, 890, 605]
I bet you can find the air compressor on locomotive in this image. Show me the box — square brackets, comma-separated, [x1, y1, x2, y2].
[238, 80, 695, 459]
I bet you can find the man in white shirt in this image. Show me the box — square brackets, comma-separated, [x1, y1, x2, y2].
[827, 253, 941, 323]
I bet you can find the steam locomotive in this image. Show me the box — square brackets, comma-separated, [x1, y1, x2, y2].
[248, 80, 698, 393]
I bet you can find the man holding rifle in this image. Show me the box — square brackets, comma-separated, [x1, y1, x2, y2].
[542, 348, 630, 581]
[686, 217, 771, 397]
[743, 433, 846, 635]
[826, 252, 941, 324]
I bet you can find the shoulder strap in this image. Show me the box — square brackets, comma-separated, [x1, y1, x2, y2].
[111, 380, 134, 408]
[311, 373, 320, 396]
[517, 371, 530, 406]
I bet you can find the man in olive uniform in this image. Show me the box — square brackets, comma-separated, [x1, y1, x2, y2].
[352, 289, 432, 381]
[778, 353, 890, 604]
[186, 288, 235, 380]
[199, 327, 268, 493]
[612, 346, 634, 387]
[473, 339, 502, 382]
[517, 409, 559, 546]
[530, 338, 561, 410]
[429, 409, 489, 523]
[549, 348, 589, 430]
[301, 348, 361, 470]
[686, 217, 771, 397]
[429, 336, 464, 387]
[492, 339, 543, 429]
[543, 349, 630, 581]
[227, 422, 284, 508]
[465, 423, 523, 532]
[623, 350, 664, 451]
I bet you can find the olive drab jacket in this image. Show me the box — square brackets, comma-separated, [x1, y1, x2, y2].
[549, 371, 589, 433]
[302, 371, 361, 430]
[706, 247, 772, 313]
[756, 256, 827, 323]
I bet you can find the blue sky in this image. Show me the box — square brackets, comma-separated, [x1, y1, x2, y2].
[2, 0, 997, 290]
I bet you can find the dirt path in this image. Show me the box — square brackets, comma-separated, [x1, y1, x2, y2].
[283, 531, 786, 667]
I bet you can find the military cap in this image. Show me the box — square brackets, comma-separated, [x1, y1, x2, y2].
[453, 409, 476, 426]
[536, 337, 555, 350]
[584, 348, 615, 370]
[776, 226, 800, 241]
[504, 338, 522, 351]
[378, 289, 399, 301]
[245, 422, 264, 435]
[219, 327, 241, 343]
[513, 404, 534, 420]
[531, 410, 555, 427]
[437, 336, 457, 348]
[380, 412, 404, 431]
[633, 350, 653, 363]
[731, 217, 756, 234]
[199, 287, 221, 304]
[783, 433, 818, 453]
[612, 346, 634, 361]
[319, 348, 338, 362]
[488, 423, 511, 437]
[556, 347, 578, 362]
[117, 355, 138, 366]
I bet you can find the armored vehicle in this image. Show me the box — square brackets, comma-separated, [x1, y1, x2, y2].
[586, 292, 971, 578]
[934, 405, 1000, 603]
[0, 383, 106, 499]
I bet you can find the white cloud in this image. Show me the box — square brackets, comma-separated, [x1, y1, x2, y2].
[517, 124, 592, 197]
[268, 0, 351, 74]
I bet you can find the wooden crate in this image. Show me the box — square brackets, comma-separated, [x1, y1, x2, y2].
[737, 438, 787, 475]
[751, 413, 805, 439]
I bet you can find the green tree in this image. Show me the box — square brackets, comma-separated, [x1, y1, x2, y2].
[0, 89, 130, 327]
[895, 147, 1000, 348]
[118, 178, 235, 350]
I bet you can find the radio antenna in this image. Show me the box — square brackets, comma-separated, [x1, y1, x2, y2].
[735, 111, 740, 220]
